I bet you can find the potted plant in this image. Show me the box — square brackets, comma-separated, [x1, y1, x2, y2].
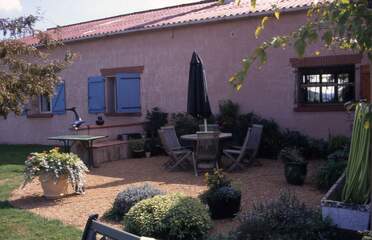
[23, 148, 88, 199]
[321, 102, 370, 231]
[144, 107, 168, 156]
[200, 169, 241, 219]
[278, 147, 308, 185]
[128, 139, 145, 158]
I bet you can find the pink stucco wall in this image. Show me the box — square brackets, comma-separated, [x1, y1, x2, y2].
[0, 11, 362, 145]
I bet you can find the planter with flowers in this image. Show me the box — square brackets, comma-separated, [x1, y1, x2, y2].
[23, 148, 89, 199]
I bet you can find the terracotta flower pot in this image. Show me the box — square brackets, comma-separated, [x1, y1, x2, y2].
[39, 172, 69, 199]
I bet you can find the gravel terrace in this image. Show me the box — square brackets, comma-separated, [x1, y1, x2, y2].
[10, 156, 323, 235]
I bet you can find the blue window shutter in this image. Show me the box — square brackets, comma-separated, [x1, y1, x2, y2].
[52, 82, 66, 114]
[88, 76, 105, 113]
[116, 73, 141, 113]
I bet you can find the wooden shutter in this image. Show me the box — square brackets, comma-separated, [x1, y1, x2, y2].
[52, 82, 66, 114]
[115, 73, 141, 113]
[360, 65, 370, 102]
[88, 76, 105, 113]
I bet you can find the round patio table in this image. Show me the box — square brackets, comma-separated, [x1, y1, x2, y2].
[180, 132, 232, 141]
[181, 132, 232, 169]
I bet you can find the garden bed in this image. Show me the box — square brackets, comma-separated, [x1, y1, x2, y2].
[321, 174, 370, 231]
[10, 157, 323, 234]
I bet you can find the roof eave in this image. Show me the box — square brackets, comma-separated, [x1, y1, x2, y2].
[34, 5, 310, 47]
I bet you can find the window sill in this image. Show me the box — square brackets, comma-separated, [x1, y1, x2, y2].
[294, 104, 347, 112]
[27, 113, 54, 118]
[104, 112, 141, 117]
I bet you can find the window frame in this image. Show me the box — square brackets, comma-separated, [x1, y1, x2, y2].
[39, 95, 52, 114]
[297, 65, 355, 106]
[103, 73, 142, 117]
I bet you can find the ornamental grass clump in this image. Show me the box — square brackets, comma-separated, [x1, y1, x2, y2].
[23, 148, 88, 192]
[124, 194, 211, 240]
[342, 102, 371, 204]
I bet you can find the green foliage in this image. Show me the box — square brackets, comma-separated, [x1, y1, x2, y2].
[217, 100, 240, 132]
[170, 112, 199, 137]
[0, 16, 74, 117]
[204, 169, 231, 191]
[342, 102, 371, 204]
[316, 150, 347, 191]
[327, 135, 350, 154]
[234, 192, 336, 240]
[279, 148, 308, 185]
[23, 148, 88, 191]
[144, 107, 168, 138]
[278, 147, 306, 164]
[229, 0, 372, 89]
[108, 184, 164, 221]
[124, 194, 211, 240]
[144, 107, 168, 155]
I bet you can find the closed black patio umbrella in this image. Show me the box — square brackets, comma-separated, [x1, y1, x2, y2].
[187, 52, 212, 131]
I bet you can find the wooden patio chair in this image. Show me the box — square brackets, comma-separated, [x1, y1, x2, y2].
[223, 124, 263, 172]
[192, 131, 220, 176]
[82, 214, 155, 240]
[158, 126, 193, 171]
[198, 124, 220, 132]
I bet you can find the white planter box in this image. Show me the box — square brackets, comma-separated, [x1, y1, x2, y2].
[320, 174, 370, 231]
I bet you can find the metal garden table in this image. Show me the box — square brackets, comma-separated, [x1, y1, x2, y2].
[48, 135, 107, 168]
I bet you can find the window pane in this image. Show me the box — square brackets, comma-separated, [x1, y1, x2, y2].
[307, 74, 320, 83]
[322, 74, 335, 83]
[40, 95, 51, 112]
[338, 73, 350, 84]
[338, 85, 354, 102]
[306, 87, 320, 103]
[322, 86, 335, 103]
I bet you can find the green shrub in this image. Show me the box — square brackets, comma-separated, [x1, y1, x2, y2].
[124, 194, 211, 240]
[235, 192, 336, 240]
[217, 100, 240, 132]
[170, 112, 199, 137]
[144, 107, 168, 155]
[109, 184, 164, 221]
[278, 147, 306, 164]
[327, 135, 350, 154]
[316, 149, 348, 191]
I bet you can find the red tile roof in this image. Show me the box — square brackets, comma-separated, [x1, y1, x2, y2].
[24, 0, 316, 45]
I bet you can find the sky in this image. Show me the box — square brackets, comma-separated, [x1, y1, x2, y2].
[0, 0, 200, 30]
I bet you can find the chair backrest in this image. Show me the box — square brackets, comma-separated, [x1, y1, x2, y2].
[159, 126, 181, 150]
[82, 214, 155, 240]
[195, 131, 220, 160]
[198, 124, 220, 132]
[242, 124, 263, 150]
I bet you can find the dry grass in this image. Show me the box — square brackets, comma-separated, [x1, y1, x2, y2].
[10, 156, 323, 235]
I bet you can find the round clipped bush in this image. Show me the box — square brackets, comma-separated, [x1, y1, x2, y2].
[112, 184, 164, 219]
[207, 186, 241, 219]
[124, 194, 212, 240]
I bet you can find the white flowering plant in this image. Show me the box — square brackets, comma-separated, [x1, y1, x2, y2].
[23, 148, 88, 191]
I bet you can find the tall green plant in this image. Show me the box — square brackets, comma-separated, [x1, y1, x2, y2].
[342, 103, 371, 204]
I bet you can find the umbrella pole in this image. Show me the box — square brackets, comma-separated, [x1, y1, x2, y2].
[204, 118, 208, 132]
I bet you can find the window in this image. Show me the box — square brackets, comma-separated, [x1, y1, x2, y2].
[298, 65, 355, 104]
[88, 73, 141, 115]
[39, 95, 52, 113]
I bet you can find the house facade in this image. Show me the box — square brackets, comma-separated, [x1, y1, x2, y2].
[0, 0, 369, 145]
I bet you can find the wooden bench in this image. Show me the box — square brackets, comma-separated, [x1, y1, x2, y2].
[82, 214, 155, 240]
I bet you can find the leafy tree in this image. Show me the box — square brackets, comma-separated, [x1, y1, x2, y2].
[0, 15, 74, 117]
[224, 0, 372, 92]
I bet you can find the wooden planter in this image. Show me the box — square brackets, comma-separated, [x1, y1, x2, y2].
[321, 174, 369, 231]
[39, 172, 69, 199]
